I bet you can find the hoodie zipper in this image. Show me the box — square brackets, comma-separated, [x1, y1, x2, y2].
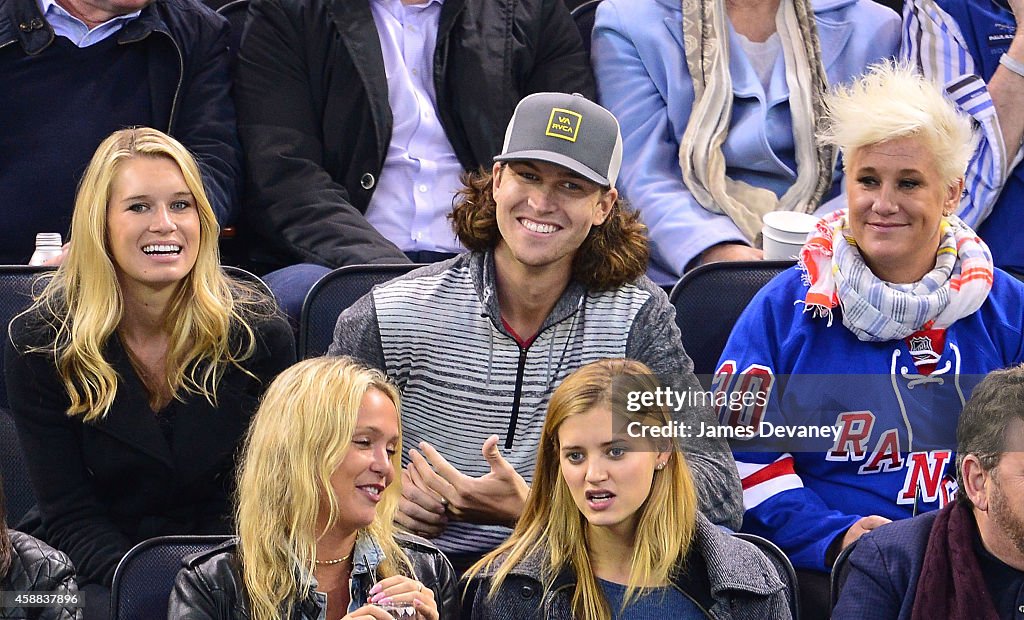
[506, 344, 529, 450]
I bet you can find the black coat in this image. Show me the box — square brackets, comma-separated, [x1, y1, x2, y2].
[4, 309, 294, 587]
[168, 534, 459, 620]
[234, 0, 595, 271]
[1, 530, 81, 620]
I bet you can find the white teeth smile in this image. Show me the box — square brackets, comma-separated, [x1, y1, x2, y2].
[142, 244, 182, 255]
[520, 219, 559, 234]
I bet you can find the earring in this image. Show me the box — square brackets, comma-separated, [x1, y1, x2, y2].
[655, 462, 666, 471]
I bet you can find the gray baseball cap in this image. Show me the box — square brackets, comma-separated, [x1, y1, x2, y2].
[494, 92, 623, 188]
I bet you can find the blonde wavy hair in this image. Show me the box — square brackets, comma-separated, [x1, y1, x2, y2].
[236, 357, 411, 620]
[819, 60, 974, 189]
[16, 127, 270, 420]
[466, 359, 698, 619]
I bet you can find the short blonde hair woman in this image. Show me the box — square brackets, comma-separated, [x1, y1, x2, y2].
[463, 359, 790, 619]
[4, 128, 294, 618]
[715, 61, 1024, 616]
[169, 357, 458, 620]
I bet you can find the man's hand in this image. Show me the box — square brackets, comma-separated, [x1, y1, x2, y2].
[841, 515, 891, 550]
[408, 435, 529, 527]
[395, 467, 448, 538]
[698, 243, 763, 266]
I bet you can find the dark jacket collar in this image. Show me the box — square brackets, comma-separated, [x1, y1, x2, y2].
[476, 514, 783, 599]
[325, 0, 389, 159]
[324, 0, 469, 167]
[0, 0, 166, 55]
[0, 0, 54, 54]
[90, 332, 256, 486]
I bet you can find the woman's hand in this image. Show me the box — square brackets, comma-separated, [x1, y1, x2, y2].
[366, 575, 439, 620]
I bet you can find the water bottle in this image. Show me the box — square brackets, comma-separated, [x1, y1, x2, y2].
[29, 233, 63, 266]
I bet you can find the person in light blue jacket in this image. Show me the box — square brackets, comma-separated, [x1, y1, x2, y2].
[592, 0, 900, 285]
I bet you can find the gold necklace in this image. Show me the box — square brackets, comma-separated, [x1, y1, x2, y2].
[314, 553, 351, 566]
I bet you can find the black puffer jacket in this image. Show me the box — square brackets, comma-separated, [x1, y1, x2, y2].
[168, 533, 457, 620]
[1, 530, 82, 620]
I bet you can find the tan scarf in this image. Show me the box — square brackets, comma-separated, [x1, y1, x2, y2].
[678, 0, 835, 244]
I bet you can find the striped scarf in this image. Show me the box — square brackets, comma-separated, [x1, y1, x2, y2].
[797, 209, 994, 342]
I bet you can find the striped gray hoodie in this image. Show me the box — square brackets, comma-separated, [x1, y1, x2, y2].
[330, 251, 742, 555]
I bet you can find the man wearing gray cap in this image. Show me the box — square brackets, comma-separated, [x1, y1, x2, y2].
[330, 93, 742, 572]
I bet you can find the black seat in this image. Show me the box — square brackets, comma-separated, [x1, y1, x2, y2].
[109, 534, 231, 620]
[0, 266, 54, 408]
[830, 538, 859, 610]
[223, 264, 273, 299]
[669, 260, 793, 385]
[0, 266, 52, 527]
[298, 264, 424, 359]
[733, 532, 802, 620]
[0, 408, 32, 527]
[570, 0, 602, 58]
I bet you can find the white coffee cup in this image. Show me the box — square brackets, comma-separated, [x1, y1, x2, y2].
[761, 211, 820, 260]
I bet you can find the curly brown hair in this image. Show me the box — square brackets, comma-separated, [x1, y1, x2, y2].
[449, 166, 649, 290]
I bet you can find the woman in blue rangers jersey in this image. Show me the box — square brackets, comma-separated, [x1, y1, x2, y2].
[714, 62, 1024, 591]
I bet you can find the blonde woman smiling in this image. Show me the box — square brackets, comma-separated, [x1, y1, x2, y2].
[4, 128, 294, 618]
[169, 357, 456, 620]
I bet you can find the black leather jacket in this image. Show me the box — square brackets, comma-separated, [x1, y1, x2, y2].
[168, 533, 458, 620]
[0, 530, 82, 620]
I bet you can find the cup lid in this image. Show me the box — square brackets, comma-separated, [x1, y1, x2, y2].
[762, 211, 820, 234]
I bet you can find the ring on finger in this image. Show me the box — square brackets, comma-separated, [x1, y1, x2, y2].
[439, 496, 449, 507]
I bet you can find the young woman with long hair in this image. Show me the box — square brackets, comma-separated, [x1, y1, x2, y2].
[4, 127, 295, 618]
[463, 359, 790, 619]
[168, 357, 457, 620]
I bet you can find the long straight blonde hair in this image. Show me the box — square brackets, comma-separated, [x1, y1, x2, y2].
[17, 127, 270, 420]
[466, 359, 699, 619]
[236, 357, 412, 620]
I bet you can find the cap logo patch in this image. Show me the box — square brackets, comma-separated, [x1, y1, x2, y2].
[545, 108, 582, 142]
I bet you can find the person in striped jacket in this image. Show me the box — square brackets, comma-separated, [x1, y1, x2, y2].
[330, 93, 743, 574]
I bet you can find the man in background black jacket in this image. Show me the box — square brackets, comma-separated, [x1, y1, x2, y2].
[234, 0, 594, 318]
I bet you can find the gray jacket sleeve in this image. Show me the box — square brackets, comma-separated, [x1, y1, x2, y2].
[625, 284, 744, 530]
[328, 291, 387, 371]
